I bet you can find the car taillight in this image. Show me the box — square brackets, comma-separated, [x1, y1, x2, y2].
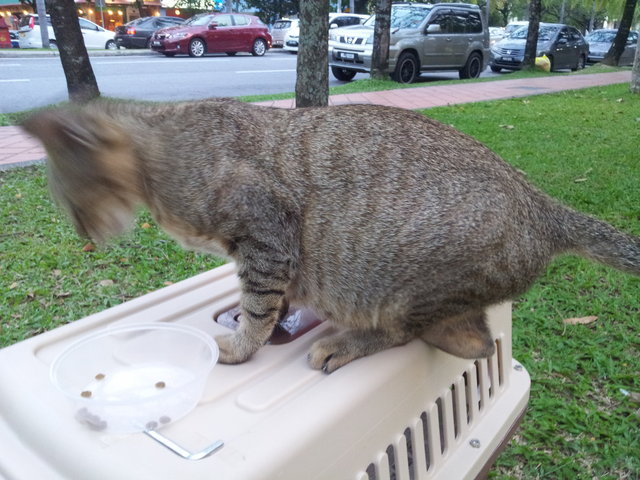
[29, 16, 35, 29]
[127, 27, 136, 35]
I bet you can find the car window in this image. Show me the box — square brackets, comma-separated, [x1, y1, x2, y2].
[427, 10, 454, 34]
[466, 11, 482, 33]
[185, 14, 214, 26]
[79, 18, 99, 31]
[232, 15, 249, 26]
[449, 11, 467, 34]
[273, 20, 291, 29]
[214, 14, 233, 27]
[568, 27, 581, 41]
[332, 16, 361, 27]
[364, 5, 431, 29]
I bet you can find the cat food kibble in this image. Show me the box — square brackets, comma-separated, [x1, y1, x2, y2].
[81, 390, 92, 398]
[95, 373, 105, 380]
[155, 381, 166, 389]
[159, 415, 171, 424]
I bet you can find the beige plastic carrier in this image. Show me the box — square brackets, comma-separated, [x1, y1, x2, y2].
[0, 263, 530, 480]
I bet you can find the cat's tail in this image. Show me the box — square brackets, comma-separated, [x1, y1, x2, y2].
[560, 207, 640, 275]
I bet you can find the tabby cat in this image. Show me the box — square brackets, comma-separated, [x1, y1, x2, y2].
[22, 98, 640, 373]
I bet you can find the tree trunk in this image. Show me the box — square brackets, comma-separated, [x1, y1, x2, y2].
[602, 0, 637, 66]
[49, 0, 100, 103]
[295, 0, 329, 108]
[521, 0, 541, 70]
[631, 33, 640, 93]
[370, 0, 391, 80]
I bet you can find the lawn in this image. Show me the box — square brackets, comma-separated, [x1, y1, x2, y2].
[1, 80, 638, 478]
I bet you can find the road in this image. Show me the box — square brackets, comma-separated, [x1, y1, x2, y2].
[0, 49, 496, 113]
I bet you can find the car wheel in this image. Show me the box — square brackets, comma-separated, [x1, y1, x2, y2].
[572, 54, 586, 71]
[49, 40, 58, 50]
[226, 52, 237, 56]
[490, 65, 502, 73]
[251, 38, 267, 56]
[105, 40, 117, 50]
[189, 38, 206, 57]
[331, 66, 357, 82]
[459, 52, 482, 79]
[392, 52, 419, 84]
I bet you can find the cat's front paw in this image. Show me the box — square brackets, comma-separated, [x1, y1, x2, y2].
[308, 334, 359, 374]
[215, 333, 256, 364]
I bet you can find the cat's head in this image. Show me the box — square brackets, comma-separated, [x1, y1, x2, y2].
[22, 105, 141, 244]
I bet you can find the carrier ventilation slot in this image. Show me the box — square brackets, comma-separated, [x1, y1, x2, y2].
[363, 338, 506, 480]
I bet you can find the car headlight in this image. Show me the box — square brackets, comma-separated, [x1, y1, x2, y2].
[329, 32, 338, 42]
[365, 35, 373, 44]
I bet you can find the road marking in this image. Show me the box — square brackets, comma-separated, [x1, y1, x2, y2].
[236, 69, 296, 74]
[0, 64, 21, 67]
[93, 58, 232, 65]
[0, 79, 30, 82]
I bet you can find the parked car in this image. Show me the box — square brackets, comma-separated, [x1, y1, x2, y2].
[18, 14, 116, 49]
[504, 21, 528, 37]
[489, 26, 505, 46]
[271, 18, 298, 48]
[10, 30, 20, 48]
[284, 13, 368, 53]
[115, 16, 184, 49]
[329, 3, 490, 83]
[490, 23, 588, 72]
[151, 12, 271, 57]
[584, 29, 637, 66]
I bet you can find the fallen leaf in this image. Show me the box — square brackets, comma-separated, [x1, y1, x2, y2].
[15, 193, 22, 199]
[163, 281, 174, 286]
[141, 222, 152, 229]
[54, 291, 72, 298]
[98, 279, 115, 287]
[52, 269, 62, 277]
[499, 124, 515, 130]
[563, 316, 598, 325]
[616, 98, 624, 103]
[82, 243, 96, 252]
[574, 177, 588, 183]
[629, 391, 640, 403]
[9, 282, 18, 289]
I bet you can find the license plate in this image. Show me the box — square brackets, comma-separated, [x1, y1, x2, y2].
[341, 52, 355, 60]
[152, 41, 161, 46]
[502, 56, 514, 62]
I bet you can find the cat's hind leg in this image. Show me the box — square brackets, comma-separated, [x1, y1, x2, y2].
[308, 327, 415, 373]
[420, 309, 495, 359]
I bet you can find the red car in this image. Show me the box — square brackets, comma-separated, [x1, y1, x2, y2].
[151, 12, 272, 57]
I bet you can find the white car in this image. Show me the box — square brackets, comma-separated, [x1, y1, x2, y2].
[18, 14, 117, 49]
[284, 13, 369, 53]
[271, 18, 299, 48]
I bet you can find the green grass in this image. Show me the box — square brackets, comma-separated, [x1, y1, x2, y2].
[422, 84, 640, 479]
[238, 63, 625, 103]
[1, 78, 638, 478]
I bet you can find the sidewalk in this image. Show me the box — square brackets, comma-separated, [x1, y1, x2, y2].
[0, 70, 631, 170]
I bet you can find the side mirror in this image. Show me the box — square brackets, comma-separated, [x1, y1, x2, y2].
[426, 24, 441, 34]
[208, 22, 218, 30]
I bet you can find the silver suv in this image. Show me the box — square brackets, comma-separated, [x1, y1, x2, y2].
[329, 2, 489, 83]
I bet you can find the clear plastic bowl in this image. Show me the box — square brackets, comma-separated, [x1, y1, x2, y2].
[50, 323, 219, 433]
